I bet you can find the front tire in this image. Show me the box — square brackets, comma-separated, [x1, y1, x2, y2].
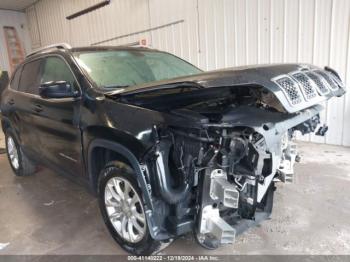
[5, 130, 36, 176]
[98, 161, 165, 255]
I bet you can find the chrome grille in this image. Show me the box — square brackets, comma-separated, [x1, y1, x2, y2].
[328, 71, 345, 88]
[314, 70, 338, 90]
[304, 71, 330, 95]
[291, 72, 317, 100]
[275, 76, 302, 105]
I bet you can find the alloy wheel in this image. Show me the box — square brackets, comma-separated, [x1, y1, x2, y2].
[104, 177, 146, 243]
[7, 136, 19, 170]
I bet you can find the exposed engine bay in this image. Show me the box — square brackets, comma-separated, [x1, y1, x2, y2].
[114, 64, 346, 249]
[145, 105, 319, 248]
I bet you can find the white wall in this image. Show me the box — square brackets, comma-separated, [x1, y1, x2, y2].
[26, 0, 151, 49]
[0, 9, 31, 73]
[25, 0, 350, 146]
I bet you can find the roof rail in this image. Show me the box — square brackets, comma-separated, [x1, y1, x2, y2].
[26, 43, 72, 57]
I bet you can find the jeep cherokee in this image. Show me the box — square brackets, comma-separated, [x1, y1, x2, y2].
[0, 43, 346, 255]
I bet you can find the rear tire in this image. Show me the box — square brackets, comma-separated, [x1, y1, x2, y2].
[98, 161, 168, 255]
[5, 130, 36, 176]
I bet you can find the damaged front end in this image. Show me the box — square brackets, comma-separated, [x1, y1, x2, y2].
[146, 105, 321, 249]
[114, 64, 346, 249]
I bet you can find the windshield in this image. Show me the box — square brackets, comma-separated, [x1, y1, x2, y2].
[73, 50, 202, 89]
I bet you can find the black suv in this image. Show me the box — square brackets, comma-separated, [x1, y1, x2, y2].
[0, 43, 345, 255]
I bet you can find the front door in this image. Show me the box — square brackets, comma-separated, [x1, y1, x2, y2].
[31, 56, 83, 177]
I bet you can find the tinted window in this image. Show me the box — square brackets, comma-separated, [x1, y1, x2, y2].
[18, 60, 42, 95]
[41, 57, 76, 86]
[10, 67, 21, 90]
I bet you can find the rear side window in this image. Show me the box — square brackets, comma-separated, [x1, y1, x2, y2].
[10, 67, 21, 90]
[18, 59, 42, 95]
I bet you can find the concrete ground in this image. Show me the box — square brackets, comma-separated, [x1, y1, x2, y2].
[0, 128, 350, 255]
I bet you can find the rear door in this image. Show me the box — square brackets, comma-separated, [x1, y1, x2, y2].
[0, 66, 24, 140]
[15, 59, 44, 157]
[0, 70, 9, 96]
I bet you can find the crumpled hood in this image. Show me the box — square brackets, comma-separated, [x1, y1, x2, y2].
[109, 63, 345, 113]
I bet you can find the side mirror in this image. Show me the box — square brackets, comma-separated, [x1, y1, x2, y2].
[39, 81, 79, 99]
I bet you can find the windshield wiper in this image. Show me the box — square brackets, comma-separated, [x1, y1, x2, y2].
[105, 81, 205, 97]
[102, 84, 130, 89]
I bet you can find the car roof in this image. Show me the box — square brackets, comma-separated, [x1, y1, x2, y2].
[21, 44, 161, 67]
[27, 45, 160, 59]
[71, 45, 159, 53]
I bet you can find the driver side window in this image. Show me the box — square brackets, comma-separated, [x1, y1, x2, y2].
[41, 56, 77, 88]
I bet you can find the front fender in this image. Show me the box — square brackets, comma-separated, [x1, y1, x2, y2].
[87, 138, 173, 241]
[87, 138, 151, 207]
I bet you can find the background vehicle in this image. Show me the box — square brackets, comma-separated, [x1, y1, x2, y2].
[0, 44, 345, 255]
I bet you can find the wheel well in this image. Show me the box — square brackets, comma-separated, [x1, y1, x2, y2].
[89, 146, 133, 193]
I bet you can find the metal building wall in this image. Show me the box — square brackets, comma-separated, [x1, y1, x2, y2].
[25, 0, 350, 146]
[26, 0, 151, 48]
[0, 9, 31, 73]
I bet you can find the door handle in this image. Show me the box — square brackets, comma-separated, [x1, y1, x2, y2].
[33, 104, 43, 113]
[8, 99, 15, 105]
